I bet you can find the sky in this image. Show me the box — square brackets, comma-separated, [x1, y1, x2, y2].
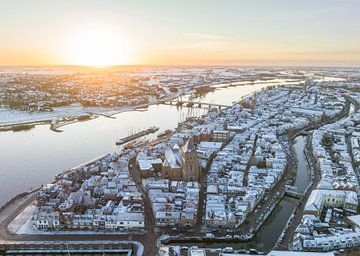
[0, 0, 360, 66]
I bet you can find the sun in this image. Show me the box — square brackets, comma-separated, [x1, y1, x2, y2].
[64, 28, 132, 67]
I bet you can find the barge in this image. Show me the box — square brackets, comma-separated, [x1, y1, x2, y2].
[115, 126, 159, 145]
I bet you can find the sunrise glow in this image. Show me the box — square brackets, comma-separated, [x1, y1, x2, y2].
[63, 28, 133, 67]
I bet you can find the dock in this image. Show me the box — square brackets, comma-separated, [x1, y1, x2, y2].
[115, 126, 159, 145]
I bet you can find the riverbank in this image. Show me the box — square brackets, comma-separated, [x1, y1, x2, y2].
[0, 104, 153, 132]
[0, 77, 282, 133]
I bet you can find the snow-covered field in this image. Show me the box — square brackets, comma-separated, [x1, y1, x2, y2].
[8, 204, 37, 234]
[0, 106, 89, 126]
[0, 105, 140, 127]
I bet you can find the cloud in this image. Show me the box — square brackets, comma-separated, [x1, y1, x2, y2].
[169, 32, 234, 50]
[182, 32, 232, 41]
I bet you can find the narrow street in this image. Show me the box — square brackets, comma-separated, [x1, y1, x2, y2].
[128, 157, 157, 255]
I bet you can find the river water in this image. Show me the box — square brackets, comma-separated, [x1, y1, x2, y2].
[293, 135, 311, 193]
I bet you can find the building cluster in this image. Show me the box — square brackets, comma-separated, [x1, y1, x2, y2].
[293, 92, 360, 252]
[0, 67, 298, 113]
[143, 178, 200, 227]
[29, 77, 360, 254]
[203, 85, 346, 229]
[32, 151, 145, 231]
[0, 71, 163, 111]
[133, 83, 348, 232]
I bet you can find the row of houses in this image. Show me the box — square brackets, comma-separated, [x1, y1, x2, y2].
[32, 151, 145, 231]
[293, 88, 360, 252]
[143, 178, 200, 227]
[202, 83, 343, 229]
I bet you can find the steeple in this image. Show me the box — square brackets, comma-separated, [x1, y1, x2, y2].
[182, 138, 196, 153]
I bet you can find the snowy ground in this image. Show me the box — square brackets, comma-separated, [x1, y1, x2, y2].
[0, 106, 87, 127]
[0, 91, 184, 128]
[0, 105, 142, 127]
[8, 204, 37, 234]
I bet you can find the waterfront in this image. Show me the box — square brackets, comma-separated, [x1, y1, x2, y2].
[0, 78, 297, 207]
[0, 75, 347, 254]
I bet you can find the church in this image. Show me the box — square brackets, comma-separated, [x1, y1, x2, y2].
[163, 138, 201, 182]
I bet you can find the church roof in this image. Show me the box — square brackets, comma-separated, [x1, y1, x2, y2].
[173, 144, 180, 151]
[164, 147, 182, 168]
[182, 138, 196, 153]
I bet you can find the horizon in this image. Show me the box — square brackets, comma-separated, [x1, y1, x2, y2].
[1, 0, 360, 67]
[0, 63, 359, 69]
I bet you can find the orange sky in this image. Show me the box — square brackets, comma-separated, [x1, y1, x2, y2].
[1, 0, 360, 66]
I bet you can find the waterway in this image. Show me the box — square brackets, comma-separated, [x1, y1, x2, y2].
[293, 135, 312, 193]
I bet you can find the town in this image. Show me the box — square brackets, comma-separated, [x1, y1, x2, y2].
[1, 70, 359, 256]
[1, 0, 360, 255]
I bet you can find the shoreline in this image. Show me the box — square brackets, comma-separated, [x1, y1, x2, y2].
[0, 89, 184, 132]
[0, 77, 287, 133]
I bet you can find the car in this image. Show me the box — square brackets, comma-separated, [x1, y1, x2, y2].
[205, 233, 215, 238]
[222, 247, 234, 253]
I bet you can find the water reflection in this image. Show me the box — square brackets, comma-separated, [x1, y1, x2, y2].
[292, 136, 311, 193]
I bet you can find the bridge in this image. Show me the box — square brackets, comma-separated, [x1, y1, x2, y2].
[285, 187, 304, 200]
[160, 100, 230, 109]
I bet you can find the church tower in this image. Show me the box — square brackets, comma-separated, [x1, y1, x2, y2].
[181, 138, 200, 181]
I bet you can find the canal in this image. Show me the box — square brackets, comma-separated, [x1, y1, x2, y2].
[292, 135, 312, 193]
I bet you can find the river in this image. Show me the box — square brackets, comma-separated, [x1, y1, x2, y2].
[0, 78, 306, 208]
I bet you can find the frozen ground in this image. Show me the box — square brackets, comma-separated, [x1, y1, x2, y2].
[0, 106, 87, 126]
[0, 105, 140, 127]
[8, 204, 36, 234]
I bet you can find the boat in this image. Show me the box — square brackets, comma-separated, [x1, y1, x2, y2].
[115, 126, 159, 145]
[157, 129, 172, 138]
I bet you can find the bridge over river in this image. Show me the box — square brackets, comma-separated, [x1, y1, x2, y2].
[159, 100, 230, 109]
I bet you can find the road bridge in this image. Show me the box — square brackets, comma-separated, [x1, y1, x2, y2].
[160, 100, 230, 109]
